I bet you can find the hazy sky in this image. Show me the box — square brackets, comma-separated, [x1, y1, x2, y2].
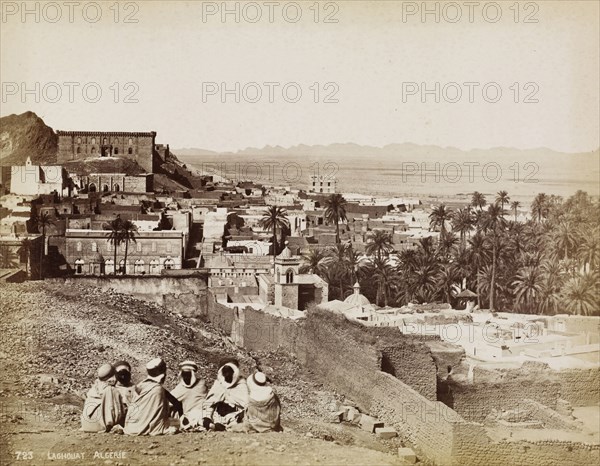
[1, 0, 598, 152]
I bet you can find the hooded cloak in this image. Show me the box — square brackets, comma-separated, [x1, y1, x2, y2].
[80, 380, 125, 433]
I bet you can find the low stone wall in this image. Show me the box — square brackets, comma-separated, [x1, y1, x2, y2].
[234, 307, 306, 359]
[57, 276, 208, 315]
[453, 432, 600, 466]
[518, 399, 583, 431]
[449, 363, 600, 422]
[449, 379, 561, 422]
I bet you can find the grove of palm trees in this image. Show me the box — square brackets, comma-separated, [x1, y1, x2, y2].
[293, 190, 599, 316]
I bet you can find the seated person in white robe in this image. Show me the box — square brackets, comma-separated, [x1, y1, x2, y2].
[114, 361, 135, 408]
[244, 371, 282, 433]
[124, 358, 182, 436]
[202, 358, 249, 431]
[81, 364, 125, 433]
[171, 360, 207, 430]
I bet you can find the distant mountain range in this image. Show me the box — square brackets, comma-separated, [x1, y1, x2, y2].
[173, 143, 599, 160]
[2, 111, 597, 169]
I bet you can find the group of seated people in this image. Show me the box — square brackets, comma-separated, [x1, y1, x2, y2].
[81, 357, 281, 435]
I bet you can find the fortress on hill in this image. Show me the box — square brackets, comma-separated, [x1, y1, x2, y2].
[56, 130, 157, 173]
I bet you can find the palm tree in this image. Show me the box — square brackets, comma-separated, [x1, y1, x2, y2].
[438, 266, 461, 306]
[120, 220, 138, 275]
[258, 206, 290, 263]
[471, 192, 487, 211]
[365, 230, 394, 260]
[437, 231, 459, 261]
[35, 212, 54, 279]
[510, 200, 521, 222]
[512, 266, 543, 313]
[538, 259, 564, 314]
[578, 230, 599, 271]
[324, 194, 347, 243]
[496, 190, 510, 214]
[105, 215, 124, 275]
[467, 232, 490, 300]
[346, 247, 366, 285]
[451, 208, 474, 247]
[329, 243, 351, 299]
[531, 193, 549, 222]
[397, 248, 419, 274]
[299, 248, 331, 276]
[408, 258, 440, 303]
[370, 256, 397, 307]
[449, 244, 473, 291]
[417, 236, 437, 265]
[478, 204, 506, 311]
[560, 272, 597, 315]
[429, 204, 453, 234]
[552, 222, 578, 261]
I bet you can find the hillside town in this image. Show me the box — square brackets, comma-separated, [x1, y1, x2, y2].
[0, 118, 599, 465]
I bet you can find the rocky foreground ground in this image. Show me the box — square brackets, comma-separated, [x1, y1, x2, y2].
[0, 281, 408, 465]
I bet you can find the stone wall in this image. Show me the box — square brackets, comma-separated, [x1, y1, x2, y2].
[517, 399, 583, 431]
[452, 427, 600, 466]
[205, 294, 235, 334]
[381, 342, 438, 400]
[233, 307, 306, 359]
[57, 131, 155, 173]
[557, 368, 600, 407]
[448, 378, 561, 422]
[194, 301, 599, 466]
[56, 276, 207, 312]
[448, 363, 599, 422]
[300, 312, 462, 464]
[275, 283, 299, 309]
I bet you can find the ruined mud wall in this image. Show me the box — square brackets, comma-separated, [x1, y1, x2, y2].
[449, 363, 599, 422]
[233, 307, 306, 359]
[556, 368, 600, 406]
[449, 379, 561, 422]
[58, 276, 208, 312]
[381, 343, 438, 400]
[300, 312, 463, 465]
[451, 422, 600, 466]
[204, 295, 235, 334]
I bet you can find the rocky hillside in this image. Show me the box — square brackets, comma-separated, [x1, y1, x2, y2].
[0, 281, 406, 465]
[0, 111, 58, 165]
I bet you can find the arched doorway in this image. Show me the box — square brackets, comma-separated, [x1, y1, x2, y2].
[88, 183, 97, 192]
[149, 259, 160, 274]
[134, 260, 145, 274]
[103, 185, 109, 192]
[164, 258, 174, 270]
[75, 259, 84, 275]
[105, 259, 114, 275]
[114, 184, 120, 192]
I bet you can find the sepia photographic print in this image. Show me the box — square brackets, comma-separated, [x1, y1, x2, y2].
[0, 1, 599, 465]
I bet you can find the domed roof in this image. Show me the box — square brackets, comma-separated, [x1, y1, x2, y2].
[344, 292, 371, 306]
[344, 281, 370, 306]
